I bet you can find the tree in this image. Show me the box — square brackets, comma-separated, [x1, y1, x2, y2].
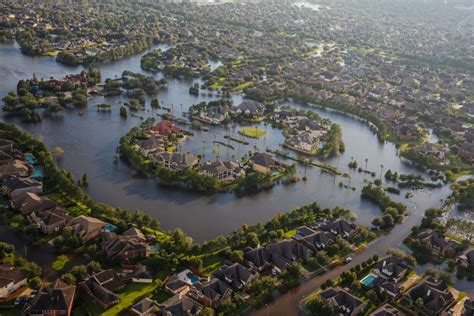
[0, 242, 15, 260]
[61, 273, 76, 285]
[306, 296, 334, 315]
[71, 265, 88, 281]
[21, 262, 42, 279]
[28, 276, 42, 290]
[229, 250, 244, 263]
[171, 228, 193, 252]
[86, 261, 101, 273]
[248, 276, 278, 305]
[278, 263, 303, 289]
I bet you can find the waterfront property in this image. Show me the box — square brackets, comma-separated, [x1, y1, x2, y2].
[320, 287, 367, 316]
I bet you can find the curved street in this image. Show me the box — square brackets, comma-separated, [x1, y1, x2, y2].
[251, 208, 424, 316]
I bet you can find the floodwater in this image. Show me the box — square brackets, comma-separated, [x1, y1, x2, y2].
[0, 42, 451, 243]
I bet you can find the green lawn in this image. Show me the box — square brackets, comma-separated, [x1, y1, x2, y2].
[200, 253, 226, 275]
[52, 255, 70, 272]
[102, 280, 162, 316]
[283, 229, 297, 239]
[238, 127, 266, 138]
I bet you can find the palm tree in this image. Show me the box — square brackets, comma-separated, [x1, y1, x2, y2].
[380, 164, 384, 179]
[365, 158, 368, 170]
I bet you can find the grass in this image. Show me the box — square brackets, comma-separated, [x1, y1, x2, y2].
[238, 127, 266, 138]
[151, 290, 172, 303]
[283, 229, 297, 239]
[52, 255, 70, 272]
[200, 253, 226, 275]
[233, 81, 254, 91]
[102, 280, 162, 316]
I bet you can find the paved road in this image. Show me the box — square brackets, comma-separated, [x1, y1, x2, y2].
[251, 210, 424, 316]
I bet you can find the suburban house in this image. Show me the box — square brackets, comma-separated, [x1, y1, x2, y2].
[139, 136, 164, 155]
[300, 230, 337, 251]
[190, 278, 233, 308]
[122, 227, 147, 243]
[373, 256, 408, 283]
[212, 263, 257, 292]
[159, 294, 203, 316]
[156, 152, 199, 170]
[199, 161, 245, 182]
[0, 263, 27, 299]
[149, 120, 183, 137]
[130, 297, 159, 316]
[22, 279, 76, 316]
[33, 207, 72, 235]
[231, 100, 265, 116]
[102, 233, 148, 262]
[456, 248, 474, 268]
[320, 287, 367, 316]
[292, 226, 317, 241]
[318, 219, 359, 240]
[265, 239, 313, 271]
[417, 230, 460, 257]
[404, 276, 454, 315]
[245, 239, 312, 274]
[67, 215, 105, 241]
[11, 192, 56, 216]
[370, 303, 404, 316]
[1, 175, 42, 198]
[249, 152, 281, 174]
[122, 265, 154, 284]
[462, 299, 474, 316]
[79, 269, 124, 309]
[0, 159, 31, 178]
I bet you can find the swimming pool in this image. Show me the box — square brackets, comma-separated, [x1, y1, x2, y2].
[360, 274, 377, 287]
[187, 272, 200, 284]
[25, 154, 38, 165]
[104, 223, 118, 232]
[32, 167, 43, 179]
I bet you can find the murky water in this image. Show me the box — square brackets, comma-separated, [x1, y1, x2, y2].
[0, 43, 451, 243]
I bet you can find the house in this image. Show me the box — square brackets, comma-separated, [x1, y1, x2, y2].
[139, 136, 165, 155]
[11, 192, 56, 216]
[462, 299, 474, 316]
[199, 161, 245, 182]
[1, 175, 42, 198]
[156, 152, 199, 170]
[320, 287, 367, 316]
[130, 297, 159, 316]
[79, 269, 124, 309]
[373, 256, 408, 283]
[292, 226, 317, 241]
[79, 277, 119, 309]
[370, 304, 405, 316]
[0, 263, 27, 299]
[123, 265, 154, 284]
[22, 279, 76, 316]
[265, 239, 313, 271]
[300, 230, 337, 251]
[0, 159, 31, 178]
[318, 219, 359, 240]
[35, 207, 72, 235]
[149, 120, 182, 137]
[456, 248, 474, 268]
[232, 100, 265, 116]
[159, 294, 203, 316]
[122, 227, 147, 243]
[249, 152, 280, 174]
[102, 233, 148, 261]
[67, 215, 105, 241]
[212, 263, 257, 292]
[374, 278, 402, 298]
[405, 276, 454, 315]
[190, 278, 233, 308]
[244, 247, 271, 272]
[417, 143, 447, 160]
[417, 230, 459, 257]
[164, 275, 190, 295]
